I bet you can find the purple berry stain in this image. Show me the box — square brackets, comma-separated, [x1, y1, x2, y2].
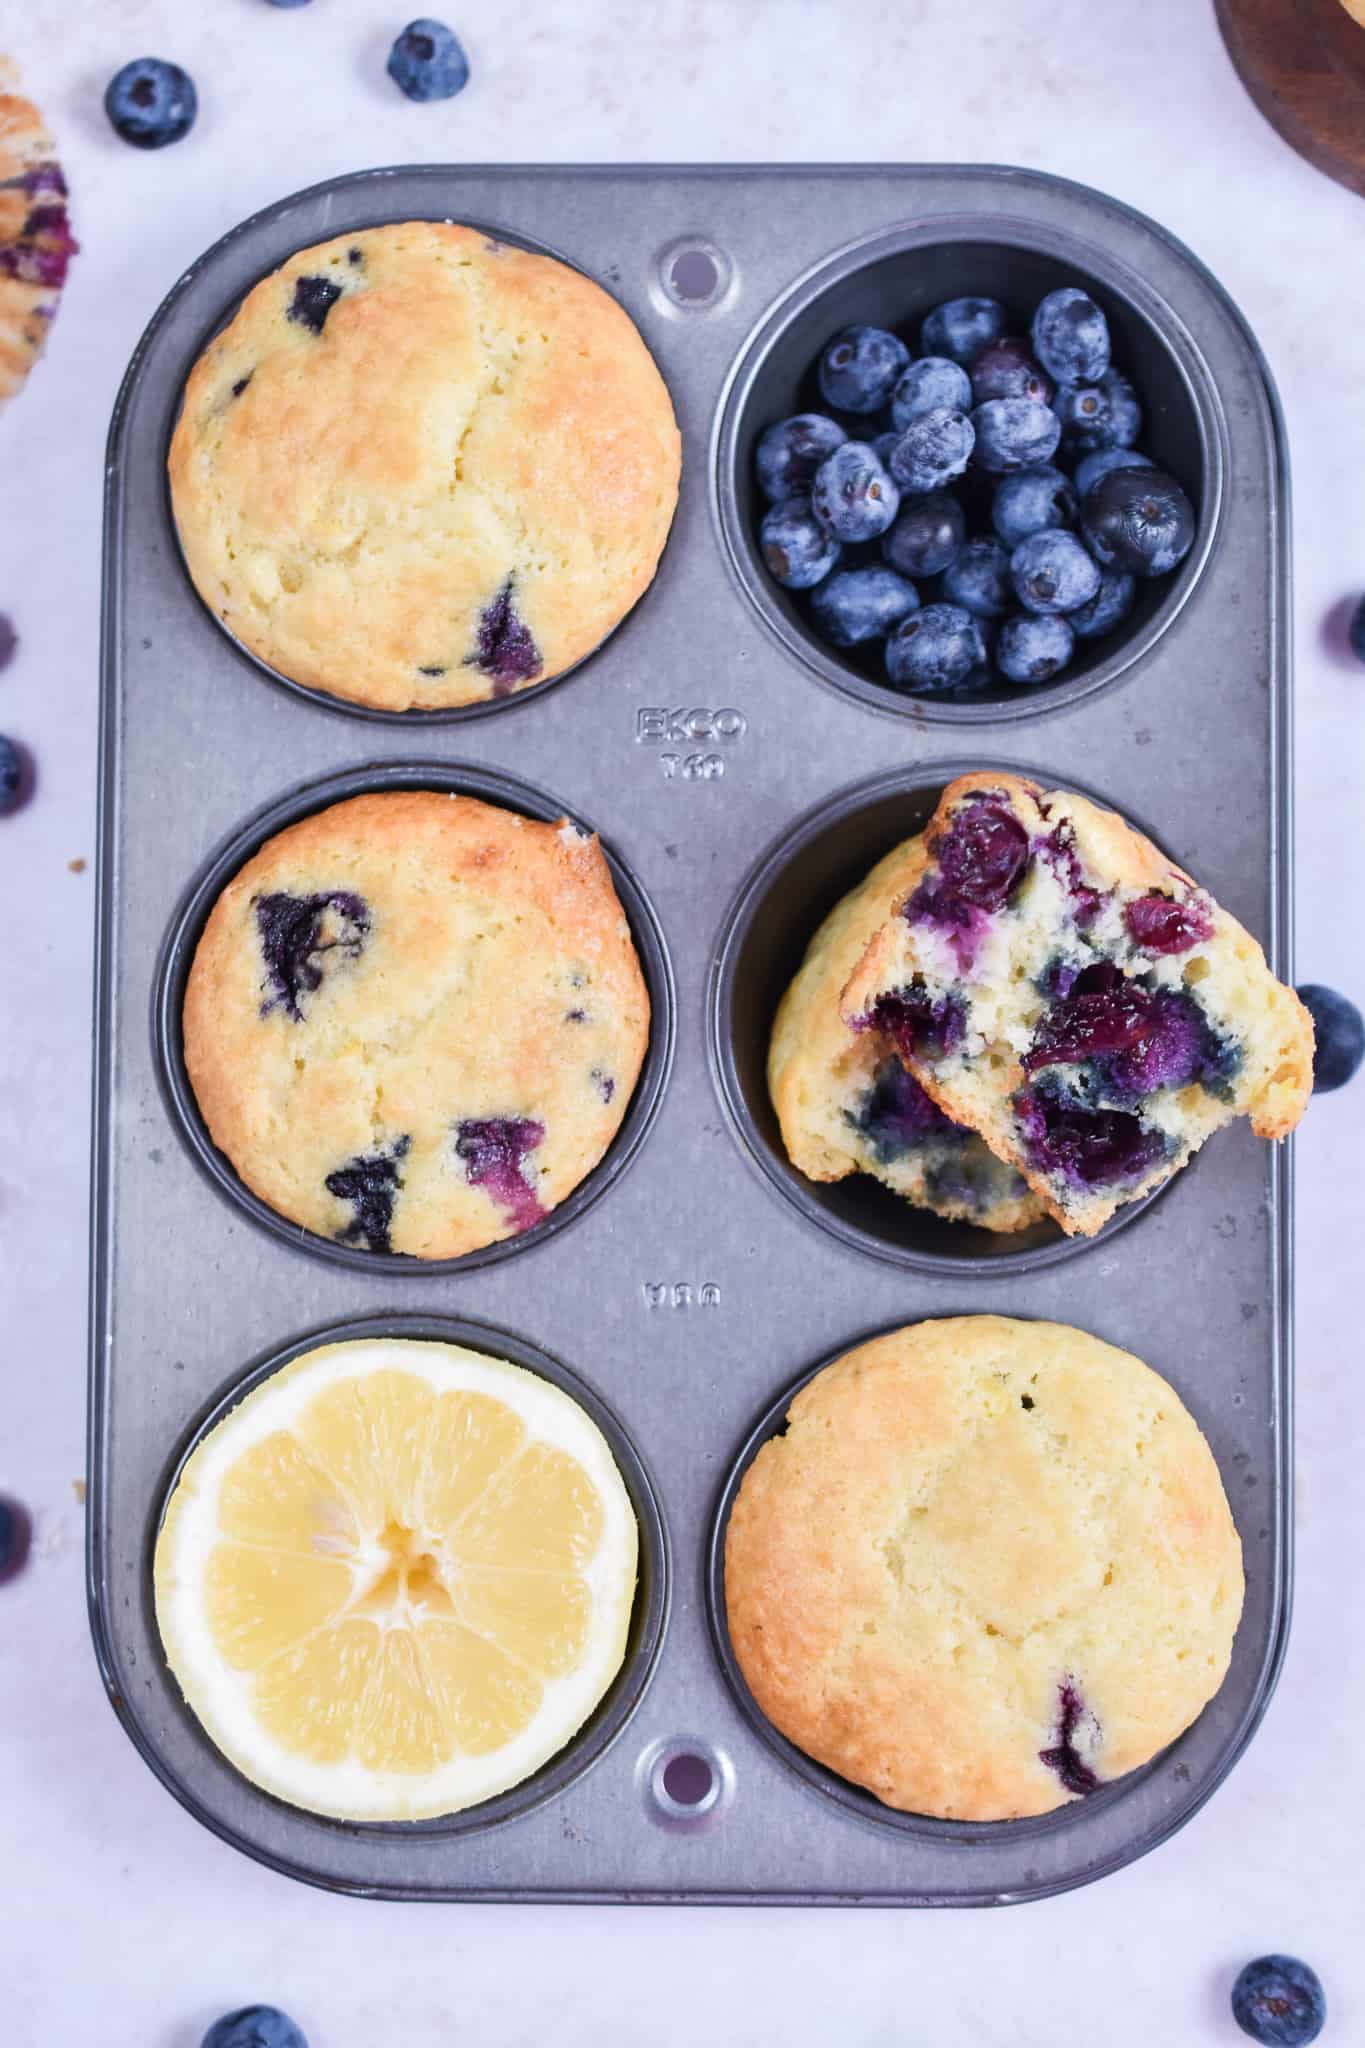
[455, 1116, 546, 1232]
[1040, 823, 1104, 927]
[326, 1136, 410, 1254]
[254, 890, 369, 1021]
[850, 1057, 957, 1163]
[1124, 891, 1213, 955]
[1014, 1080, 1168, 1189]
[464, 580, 542, 693]
[1039, 1678, 1101, 1796]
[591, 1069, 615, 1104]
[0, 165, 78, 289]
[288, 275, 343, 335]
[861, 983, 967, 1062]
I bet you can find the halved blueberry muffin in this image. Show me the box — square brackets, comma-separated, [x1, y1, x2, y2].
[183, 792, 649, 1257]
[724, 1316, 1244, 1822]
[0, 60, 78, 407]
[839, 773, 1313, 1236]
[769, 840, 1043, 1232]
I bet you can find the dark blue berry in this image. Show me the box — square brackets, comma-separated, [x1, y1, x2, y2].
[1072, 446, 1153, 498]
[1297, 984, 1364, 1091]
[997, 611, 1075, 682]
[817, 324, 909, 414]
[1037, 1679, 1101, 1795]
[760, 497, 840, 589]
[0, 614, 15, 671]
[942, 536, 1011, 618]
[0, 735, 28, 816]
[1056, 368, 1142, 454]
[326, 1138, 410, 1255]
[886, 408, 974, 494]
[104, 58, 197, 149]
[1348, 594, 1365, 662]
[888, 355, 972, 431]
[972, 397, 1062, 475]
[287, 276, 342, 335]
[1069, 568, 1136, 640]
[1083, 465, 1195, 576]
[885, 603, 987, 694]
[810, 566, 919, 647]
[1011, 530, 1101, 615]
[1230, 1956, 1326, 2046]
[0, 1498, 31, 1584]
[754, 414, 846, 502]
[387, 18, 471, 101]
[850, 1057, 956, 1161]
[810, 442, 899, 543]
[881, 491, 963, 578]
[254, 891, 370, 1021]
[202, 2009, 309, 2048]
[464, 579, 541, 690]
[971, 335, 1054, 407]
[991, 464, 1077, 548]
[1031, 287, 1111, 385]
[919, 296, 1006, 367]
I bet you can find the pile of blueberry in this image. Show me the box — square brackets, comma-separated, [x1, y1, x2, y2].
[754, 287, 1196, 696]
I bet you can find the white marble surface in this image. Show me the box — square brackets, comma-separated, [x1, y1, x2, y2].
[2, 1, 1363, 2040]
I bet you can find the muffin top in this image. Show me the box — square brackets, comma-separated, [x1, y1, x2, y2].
[183, 791, 650, 1259]
[168, 222, 681, 711]
[724, 1315, 1243, 1822]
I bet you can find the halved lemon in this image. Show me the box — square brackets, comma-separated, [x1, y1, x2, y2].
[154, 1337, 638, 1821]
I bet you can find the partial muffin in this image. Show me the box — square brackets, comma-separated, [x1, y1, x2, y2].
[0, 59, 78, 407]
[840, 773, 1313, 1236]
[725, 1315, 1244, 1823]
[769, 840, 1042, 1232]
[183, 791, 649, 1257]
[168, 222, 680, 711]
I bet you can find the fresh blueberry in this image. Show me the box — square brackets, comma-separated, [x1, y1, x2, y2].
[1072, 446, 1153, 498]
[1083, 465, 1195, 576]
[810, 442, 899, 542]
[1068, 567, 1137, 640]
[0, 735, 28, 816]
[0, 1498, 31, 1585]
[816, 324, 909, 414]
[1230, 1956, 1326, 2046]
[920, 296, 1006, 367]
[997, 612, 1074, 682]
[1030, 286, 1111, 384]
[104, 58, 198, 149]
[972, 398, 1061, 475]
[1297, 984, 1364, 1092]
[464, 578, 541, 690]
[941, 536, 1011, 618]
[1348, 594, 1365, 662]
[202, 2009, 309, 2048]
[760, 497, 841, 589]
[885, 603, 987, 694]
[387, 18, 471, 101]
[991, 464, 1077, 547]
[266, 0, 314, 7]
[971, 335, 1054, 407]
[888, 355, 972, 431]
[881, 491, 964, 578]
[871, 430, 900, 467]
[810, 566, 919, 647]
[754, 414, 846, 502]
[886, 408, 974, 494]
[1056, 368, 1142, 453]
[1010, 530, 1101, 614]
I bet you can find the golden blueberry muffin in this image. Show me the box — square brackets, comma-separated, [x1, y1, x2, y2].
[168, 222, 681, 711]
[769, 839, 1043, 1232]
[183, 792, 649, 1257]
[840, 774, 1313, 1236]
[0, 59, 78, 407]
[725, 1316, 1244, 1823]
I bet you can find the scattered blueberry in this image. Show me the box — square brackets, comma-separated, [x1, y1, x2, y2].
[1348, 594, 1365, 662]
[972, 398, 1062, 474]
[851, 1057, 956, 1161]
[1297, 984, 1364, 1092]
[992, 464, 1077, 548]
[871, 430, 900, 467]
[1083, 465, 1195, 576]
[882, 491, 964, 578]
[1031, 287, 1111, 384]
[326, 1138, 410, 1255]
[287, 276, 342, 335]
[810, 442, 899, 542]
[0, 1498, 31, 1584]
[464, 578, 541, 690]
[387, 18, 471, 102]
[202, 2009, 309, 2048]
[817, 324, 909, 413]
[1072, 446, 1153, 498]
[885, 603, 986, 693]
[255, 891, 369, 1021]
[810, 567, 919, 646]
[887, 408, 974, 494]
[920, 296, 1006, 366]
[755, 414, 847, 502]
[889, 355, 972, 431]
[1230, 1956, 1326, 2047]
[997, 612, 1075, 682]
[760, 497, 841, 589]
[1037, 1678, 1101, 1795]
[0, 735, 27, 815]
[1125, 893, 1213, 955]
[104, 58, 198, 149]
[1069, 568, 1136, 640]
[971, 335, 1054, 407]
[942, 536, 1011, 618]
[1056, 367, 1142, 453]
[455, 1116, 545, 1232]
[1011, 530, 1101, 615]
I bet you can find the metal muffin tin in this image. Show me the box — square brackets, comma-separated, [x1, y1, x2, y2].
[91, 165, 1293, 1905]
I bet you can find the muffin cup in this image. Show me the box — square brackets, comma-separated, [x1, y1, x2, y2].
[713, 214, 1225, 723]
[154, 760, 675, 1273]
